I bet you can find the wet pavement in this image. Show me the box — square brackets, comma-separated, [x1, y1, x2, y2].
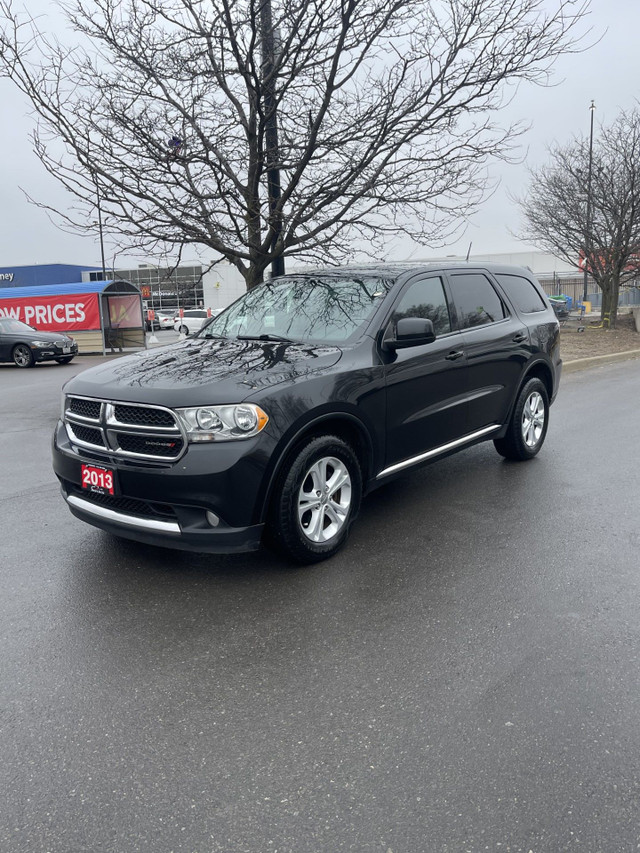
[1, 355, 639, 852]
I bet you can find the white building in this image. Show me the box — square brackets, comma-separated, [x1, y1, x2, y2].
[201, 262, 247, 311]
[405, 250, 578, 275]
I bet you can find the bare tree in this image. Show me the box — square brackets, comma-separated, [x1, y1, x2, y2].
[1, 0, 589, 289]
[517, 107, 640, 328]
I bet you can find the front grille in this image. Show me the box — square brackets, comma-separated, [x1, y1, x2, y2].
[114, 404, 175, 427]
[66, 482, 177, 520]
[70, 424, 106, 447]
[64, 395, 186, 463]
[69, 397, 101, 419]
[116, 433, 184, 458]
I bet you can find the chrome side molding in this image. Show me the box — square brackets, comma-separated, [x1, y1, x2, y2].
[377, 425, 501, 479]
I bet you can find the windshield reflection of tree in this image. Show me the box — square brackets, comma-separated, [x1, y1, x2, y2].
[207, 277, 391, 343]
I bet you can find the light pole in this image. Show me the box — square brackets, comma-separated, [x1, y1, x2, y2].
[94, 183, 107, 281]
[260, 0, 285, 278]
[583, 100, 596, 304]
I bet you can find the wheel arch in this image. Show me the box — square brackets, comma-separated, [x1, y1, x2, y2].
[257, 412, 374, 523]
[521, 359, 554, 400]
[495, 359, 553, 439]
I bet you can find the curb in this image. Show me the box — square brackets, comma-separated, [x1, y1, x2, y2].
[563, 348, 640, 374]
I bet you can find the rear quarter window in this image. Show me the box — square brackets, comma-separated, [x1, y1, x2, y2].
[496, 274, 548, 314]
[448, 273, 506, 329]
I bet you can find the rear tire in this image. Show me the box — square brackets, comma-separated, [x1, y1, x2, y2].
[178, 324, 189, 335]
[266, 435, 362, 564]
[13, 344, 35, 368]
[494, 378, 549, 461]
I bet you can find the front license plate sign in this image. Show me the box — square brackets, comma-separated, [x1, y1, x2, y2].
[63, 345, 71, 353]
[81, 464, 115, 496]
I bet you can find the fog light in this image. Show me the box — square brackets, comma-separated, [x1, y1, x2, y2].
[206, 511, 219, 527]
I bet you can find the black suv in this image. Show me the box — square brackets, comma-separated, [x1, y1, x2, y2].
[52, 264, 561, 563]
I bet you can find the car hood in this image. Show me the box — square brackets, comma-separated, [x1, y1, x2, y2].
[67, 337, 343, 405]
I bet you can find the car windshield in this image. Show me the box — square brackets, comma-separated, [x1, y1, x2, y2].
[197, 275, 392, 344]
[0, 317, 35, 334]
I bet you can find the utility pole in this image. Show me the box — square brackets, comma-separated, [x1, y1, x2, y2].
[96, 185, 107, 281]
[583, 100, 596, 303]
[260, 0, 285, 278]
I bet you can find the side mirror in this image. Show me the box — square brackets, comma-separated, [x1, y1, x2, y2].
[383, 317, 436, 351]
[31, 325, 38, 331]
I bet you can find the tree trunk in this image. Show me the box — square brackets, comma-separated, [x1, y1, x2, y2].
[245, 264, 265, 290]
[600, 280, 618, 329]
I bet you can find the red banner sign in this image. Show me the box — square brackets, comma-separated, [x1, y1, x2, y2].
[0, 292, 101, 331]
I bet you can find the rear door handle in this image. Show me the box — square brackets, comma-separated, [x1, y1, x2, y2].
[512, 332, 528, 343]
[445, 349, 464, 361]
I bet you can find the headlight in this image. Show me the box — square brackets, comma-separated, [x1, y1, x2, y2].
[31, 341, 49, 348]
[175, 403, 269, 442]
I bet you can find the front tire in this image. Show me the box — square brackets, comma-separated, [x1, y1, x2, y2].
[494, 378, 549, 461]
[266, 435, 362, 564]
[13, 344, 35, 368]
[178, 324, 189, 335]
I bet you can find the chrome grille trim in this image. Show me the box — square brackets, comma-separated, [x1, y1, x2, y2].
[66, 422, 107, 450]
[105, 402, 181, 434]
[68, 397, 103, 422]
[64, 394, 187, 462]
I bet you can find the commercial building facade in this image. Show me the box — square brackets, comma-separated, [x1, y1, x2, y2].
[83, 262, 247, 313]
[0, 261, 247, 313]
[0, 263, 103, 288]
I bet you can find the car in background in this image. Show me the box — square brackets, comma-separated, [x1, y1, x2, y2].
[548, 295, 570, 320]
[0, 317, 78, 367]
[157, 311, 177, 329]
[145, 310, 177, 331]
[174, 309, 221, 335]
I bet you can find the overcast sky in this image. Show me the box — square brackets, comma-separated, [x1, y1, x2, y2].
[1, 0, 638, 270]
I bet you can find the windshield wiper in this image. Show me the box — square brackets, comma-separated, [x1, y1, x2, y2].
[237, 334, 297, 343]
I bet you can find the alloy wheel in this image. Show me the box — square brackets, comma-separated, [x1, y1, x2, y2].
[521, 391, 545, 447]
[13, 345, 33, 367]
[297, 456, 352, 543]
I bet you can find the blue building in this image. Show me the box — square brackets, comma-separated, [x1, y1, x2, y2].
[0, 263, 102, 288]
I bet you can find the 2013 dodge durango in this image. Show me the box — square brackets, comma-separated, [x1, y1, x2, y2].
[52, 264, 561, 563]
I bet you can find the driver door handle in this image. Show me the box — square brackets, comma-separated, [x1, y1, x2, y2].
[445, 349, 464, 361]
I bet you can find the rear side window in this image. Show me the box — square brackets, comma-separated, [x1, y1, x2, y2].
[496, 274, 547, 314]
[391, 276, 452, 336]
[448, 273, 506, 329]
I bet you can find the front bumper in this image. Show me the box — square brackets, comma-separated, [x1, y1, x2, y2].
[52, 420, 268, 554]
[33, 343, 78, 362]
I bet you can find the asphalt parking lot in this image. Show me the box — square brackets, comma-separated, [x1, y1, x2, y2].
[1, 354, 639, 853]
